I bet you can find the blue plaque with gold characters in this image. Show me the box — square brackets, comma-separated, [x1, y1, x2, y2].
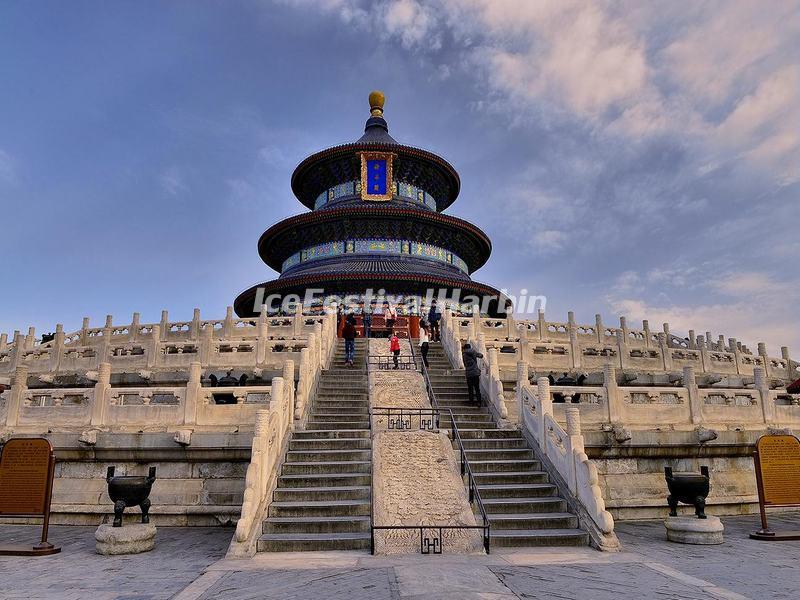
[360, 151, 394, 201]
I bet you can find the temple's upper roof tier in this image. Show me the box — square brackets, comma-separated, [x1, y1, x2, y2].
[290, 91, 460, 212]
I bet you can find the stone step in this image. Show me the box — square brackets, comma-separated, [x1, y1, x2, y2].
[289, 438, 371, 451]
[285, 449, 371, 462]
[306, 420, 370, 430]
[482, 496, 566, 514]
[465, 448, 535, 461]
[324, 370, 367, 377]
[474, 470, 550, 485]
[313, 401, 369, 411]
[460, 438, 528, 449]
[309, 413, 372, 422]
[491, 529, 589, 547]
[452, 420, 497, 430]
[470, 459, 540, 473]
[281, 460, 371, 475]
[450, 413, 495, 422]
[257, 532, 371, 552]
[272, 485, 370, 502]
[263, 515, 371, 534]
[475, 483, 557, 499]
[268, 499, 370, 518]
[485, 512, 578, 530]
[317, 384, 368, 392]
[292, 429, 370, 439]
[277, 473, 371, 488]
[458, 429, 524, 440]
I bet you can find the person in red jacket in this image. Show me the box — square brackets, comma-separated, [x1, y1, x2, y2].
[389, 331, 401, 369]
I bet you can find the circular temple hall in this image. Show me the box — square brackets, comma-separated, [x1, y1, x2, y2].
[233, 91, 506, 317]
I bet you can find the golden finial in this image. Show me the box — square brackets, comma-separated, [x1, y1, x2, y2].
[369, 90, 385, 118]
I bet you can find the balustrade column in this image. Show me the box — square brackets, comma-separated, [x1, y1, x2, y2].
[754, 367, 774, 424]
[24, 327, 36, 351]
[282, 360, 295, 426]
[471, 305, 480, 339]
[293, 304, 304, 338]
[658, 333, 672, 371]
[595, 314, 604, 344]
[568, 311, 580, 369]
[782, 346, 796, 380]
[131, 312, 141, 342]
[564, 407, 582, 493]
[536, 377, 552, 443]
[223, 306, 235, 339]
[0, 333, 7, 353]
[100, 315, 113, 365]
[757, 342, 771, 378]
[148, 325, 161, 368]
[190, 308, 201, 339]
[696, 335, 709, 373]
[603, 364, 621, 423]
[199, 324, 213, 365]
[537, 310, 546, 342]
[53, 324, 65, 372]
[5, 365, 28, 427]
[615, 328, 627, 369]
[160, 310, 169, 341]
[10, 332, 24, 369]
[729, 337, 742, 374]
[90, 362, 111, 427]
[80, 317, 90, 346]
[643, 320, 652, 348]
[184, 361, 201, 425]
[684, 366, 701, 425]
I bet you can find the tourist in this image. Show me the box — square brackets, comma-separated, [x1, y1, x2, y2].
[389, 330, 401, 369]
[419, 322, 430, 368]
[362, 300, 373, 339]
[428, 300, 441, 342]
[342, 313, 357, 367]
[461, 342, 483, 405]
[384, 301, 397, 334]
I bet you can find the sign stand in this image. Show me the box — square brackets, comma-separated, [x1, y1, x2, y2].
[0, 438, 61, 555]
[749, 434, 800, 541]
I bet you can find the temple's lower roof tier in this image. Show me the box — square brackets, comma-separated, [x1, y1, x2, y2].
[233, 271, 507, 317]
[258, 205, 492, 273]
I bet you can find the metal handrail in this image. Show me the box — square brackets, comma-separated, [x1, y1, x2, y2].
[366, 333, 375, 554]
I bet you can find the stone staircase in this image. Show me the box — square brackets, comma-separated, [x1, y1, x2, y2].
[257, 338, 371, 552]
[424, 342, 589, 547]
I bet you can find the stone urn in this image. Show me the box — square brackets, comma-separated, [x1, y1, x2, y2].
[106, 466, 156, 527]
[665, 465, 710, 518]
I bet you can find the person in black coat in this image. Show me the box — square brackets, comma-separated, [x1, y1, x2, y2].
[461, 342, 484, 405]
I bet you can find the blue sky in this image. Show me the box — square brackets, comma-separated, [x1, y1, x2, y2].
[0, 0, 798, 352]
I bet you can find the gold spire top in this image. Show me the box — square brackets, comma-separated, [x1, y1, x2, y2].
[369, 90, 385, 118]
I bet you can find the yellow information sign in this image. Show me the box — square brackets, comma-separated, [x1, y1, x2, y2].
[755, 434, 800, 507]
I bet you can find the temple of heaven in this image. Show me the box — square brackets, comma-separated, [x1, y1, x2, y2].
[233, 91, 507, 318]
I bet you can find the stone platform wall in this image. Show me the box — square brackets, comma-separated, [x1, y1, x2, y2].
[0, 432, 251, 527]
[584, 430, 764, 521]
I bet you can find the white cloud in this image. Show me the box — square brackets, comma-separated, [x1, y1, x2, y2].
[609, 269, 800, 350]
[280, 0, 799, 186]
[159, 166, 187, 196]
[0, 148, 16, 183]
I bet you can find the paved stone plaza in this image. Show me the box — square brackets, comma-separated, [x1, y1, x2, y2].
[0, 513, 798, 599]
